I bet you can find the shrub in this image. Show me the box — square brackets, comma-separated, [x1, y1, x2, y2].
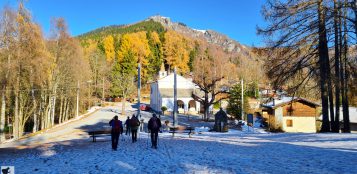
[161, 106, 167, 115]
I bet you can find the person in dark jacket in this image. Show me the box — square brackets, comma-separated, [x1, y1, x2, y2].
[148, 114, 162, 149]
[124, 116, 131, 135]
[109, 115, 123, 150]
[130, 114, 140, 143]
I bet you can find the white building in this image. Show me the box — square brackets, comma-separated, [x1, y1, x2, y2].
[150, 67, 210, 114]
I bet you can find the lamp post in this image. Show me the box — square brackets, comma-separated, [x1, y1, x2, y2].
[173, 67, 178, 127]
[241, 79, 244, 120]
[137, 63, 141, 118]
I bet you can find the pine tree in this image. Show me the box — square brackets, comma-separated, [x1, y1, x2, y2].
[147, 31, 163, 80]
[227, 83, 249, 120]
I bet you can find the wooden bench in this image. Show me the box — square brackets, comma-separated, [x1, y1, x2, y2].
[88, 130, 111, 142]
[169, 126, 195, 137]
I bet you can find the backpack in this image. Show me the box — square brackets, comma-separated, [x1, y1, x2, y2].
[151, 117, 159, 130]
[113, 120, 122, 133]
[130, 117, 140, 127]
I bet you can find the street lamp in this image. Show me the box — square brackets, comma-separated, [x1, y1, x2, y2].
[137, 63, 141, 119]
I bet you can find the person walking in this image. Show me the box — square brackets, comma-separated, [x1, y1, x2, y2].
[130, 114, 140, 143]
[109, 115, 123, 151]
[124, 116, 131, 136]
[148, 114, 162, 149]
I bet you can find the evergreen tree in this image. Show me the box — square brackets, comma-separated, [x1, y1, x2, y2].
[227, 83, 249, 120]
[189, 41, 199, 72]
[147, 31, 163, 80]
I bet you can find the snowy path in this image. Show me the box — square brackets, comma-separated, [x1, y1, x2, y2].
[1, 104, 357, 174]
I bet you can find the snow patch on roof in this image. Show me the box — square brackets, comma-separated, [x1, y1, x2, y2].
[263, 96, 295, 108]
[262, 96, 320, 109]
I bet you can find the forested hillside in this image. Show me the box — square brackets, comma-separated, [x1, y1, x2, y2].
[76, 16, 265, 120]
[77, 16, 264, 91]
[78, 20, 165, 41]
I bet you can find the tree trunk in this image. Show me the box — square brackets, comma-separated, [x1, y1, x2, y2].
[332, 0, 341, 133]
[327, 64, 334, 130]
[59, 94, 64, 124]
[32, 103, 38, 133]
[318, 0, 331, 132]
[31, 86, 37, 133]
[18, 92, 24, 138]
[61, 99, 65, 123]
[204, 92, 209, 121]
[40, 91, 47, 130]
[0, 91, 6, 142]
[65, 99, 70, 121]
[62, 97, 68, 122]
[13, 68, 20, 139]
[341, 0, 350, 133]
[51, 90, 57, 127]
[45, 93, 52, 129]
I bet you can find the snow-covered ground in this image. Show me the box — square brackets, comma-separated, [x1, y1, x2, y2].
[1, 104, 357, 174]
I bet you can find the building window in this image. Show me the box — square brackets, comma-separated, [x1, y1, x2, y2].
[286, 119, 293, 127]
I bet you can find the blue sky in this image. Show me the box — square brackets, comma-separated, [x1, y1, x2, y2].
[0, 0, 267, 46]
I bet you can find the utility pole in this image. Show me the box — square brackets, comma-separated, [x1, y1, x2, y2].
[137, 63, 141, 118]
[173, 67, 178, 127]
[76, 80, 79, 117]
[241, 79, 244, 120]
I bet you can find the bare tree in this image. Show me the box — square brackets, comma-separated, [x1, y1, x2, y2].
[192, 43, 230, 120]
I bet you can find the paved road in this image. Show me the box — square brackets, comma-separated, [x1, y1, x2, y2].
[0, 102, 213, 149]
[0, 102, 136, 148]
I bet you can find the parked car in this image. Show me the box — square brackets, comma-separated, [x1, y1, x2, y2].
[140, 104, 151, 111]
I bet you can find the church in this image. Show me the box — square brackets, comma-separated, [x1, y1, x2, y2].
[150, 65, 210, 114]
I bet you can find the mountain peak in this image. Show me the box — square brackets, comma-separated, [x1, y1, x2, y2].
[148, 15, 171, 21]
[147, 15, 247, 53]
[147, 15, 174, 27]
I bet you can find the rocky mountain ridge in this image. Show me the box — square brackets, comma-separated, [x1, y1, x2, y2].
[147, 15, 250, 55]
